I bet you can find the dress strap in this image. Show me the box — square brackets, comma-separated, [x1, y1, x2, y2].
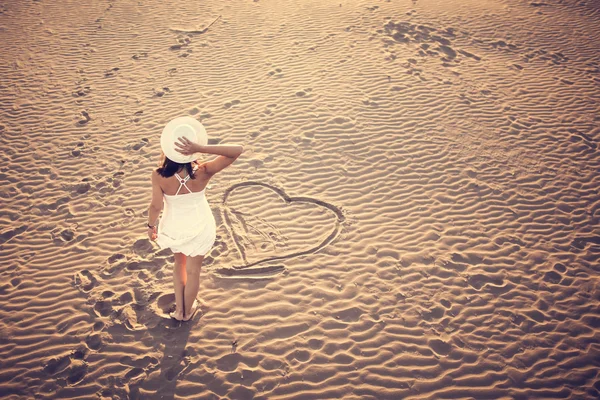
[174, 173, 192, 196]
[173, 165, 199, 196]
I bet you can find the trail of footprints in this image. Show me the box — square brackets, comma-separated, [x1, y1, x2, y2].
[42, 338, 161, 392]
[72, 241, 190, 353]
[381, 20, 482, 69]
[380, 15, 595, 93]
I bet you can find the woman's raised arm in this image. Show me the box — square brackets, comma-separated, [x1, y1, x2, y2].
[175, 137, 244, 175]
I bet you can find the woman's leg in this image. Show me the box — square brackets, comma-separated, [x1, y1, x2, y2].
[171, 252, 187, 319]
[183, 255, 204, 319]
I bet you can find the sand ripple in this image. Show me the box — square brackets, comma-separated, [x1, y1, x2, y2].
[1, 0, 599, 398]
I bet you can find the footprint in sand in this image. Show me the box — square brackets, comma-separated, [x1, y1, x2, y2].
[132, 52, 148, 60]
[43, 346, 89, 385]
[543, 263, 573, 286]
[543, 269, 562, 284]
[72, 180, 91, 194]
[567, 129, 597, 150]
[362, 97, 379, 107]
[422, 305, 446, 320]
[72, 85, 91, 97]
[267, 67, 283, 77]
[77, 111, 91, 126]
[429, 338, 452, 356]
[104, 67, 119, 78]
[154, 292, 209, 318]
[131, 110, 144, 123]
[571, 235, 600, 250]
[71, 139, 86, 157]
[295, 88, 312, 97]
[59, 229, 75, 242]
[153, 87, 171, 97]
[179, 49, 193, 58]
[186, 107, 213, 121]
[0, 225, 27, 245]
[108, 253, 125, 264]
[51, 226, 78, 244]
[262, 103, 278, 116]
[73, 269, 97, 292]
[169, 35, 191, 51]
[131, 138, 149, 151]
[85, 333, 103, 350]
[223, 99, 241, 109]
[487, 39, 519, 54]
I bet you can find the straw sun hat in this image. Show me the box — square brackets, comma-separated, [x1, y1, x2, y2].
[160, 116, 208, 163]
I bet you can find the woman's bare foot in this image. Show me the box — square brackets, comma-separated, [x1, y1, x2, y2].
[183, 299, 199, 321]
[169, 309, 184, 321]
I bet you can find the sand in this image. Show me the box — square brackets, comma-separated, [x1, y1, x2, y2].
[1, 0, 599, 398]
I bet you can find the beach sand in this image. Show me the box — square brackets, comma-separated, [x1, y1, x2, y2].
[1, 0, 599, 398]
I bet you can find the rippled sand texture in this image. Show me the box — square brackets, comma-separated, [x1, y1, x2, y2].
[1, 0, 600, 398]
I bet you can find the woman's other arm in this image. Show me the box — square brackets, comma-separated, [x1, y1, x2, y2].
[147, 171, 163, 240]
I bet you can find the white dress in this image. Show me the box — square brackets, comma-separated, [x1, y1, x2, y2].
[156, 168, 216, 257]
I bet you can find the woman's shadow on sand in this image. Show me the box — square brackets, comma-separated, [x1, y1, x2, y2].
[89, 295, 205, 399]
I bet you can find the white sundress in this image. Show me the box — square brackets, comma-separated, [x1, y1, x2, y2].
[156, 167, 217, 257]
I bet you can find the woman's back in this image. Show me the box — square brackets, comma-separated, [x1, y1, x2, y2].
[156, 162, 216, 245]
[158, 163, 211, 196]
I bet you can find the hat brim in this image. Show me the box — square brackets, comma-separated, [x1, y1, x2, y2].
[160, 117, 208, 163]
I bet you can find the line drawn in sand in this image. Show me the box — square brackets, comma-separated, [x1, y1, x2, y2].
[214, 181, 345, 279]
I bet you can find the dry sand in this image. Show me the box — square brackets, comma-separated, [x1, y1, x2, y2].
[1, 0, 599, 398]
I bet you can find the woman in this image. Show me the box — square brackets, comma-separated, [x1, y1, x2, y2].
[147, 121, 243, 321]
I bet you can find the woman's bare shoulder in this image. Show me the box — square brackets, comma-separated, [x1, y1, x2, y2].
[151, 169, 167, 185]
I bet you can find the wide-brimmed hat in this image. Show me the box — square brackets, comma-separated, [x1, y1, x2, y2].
[160, 116, 208, 163]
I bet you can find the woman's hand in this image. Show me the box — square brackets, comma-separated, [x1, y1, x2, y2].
[147, 226, 157, 241]
[175, 136, 202, 155]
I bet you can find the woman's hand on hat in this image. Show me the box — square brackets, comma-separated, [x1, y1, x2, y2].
[175, 136, 201, 155]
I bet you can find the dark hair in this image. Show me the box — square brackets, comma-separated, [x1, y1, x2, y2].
[156, 153, 196, 179]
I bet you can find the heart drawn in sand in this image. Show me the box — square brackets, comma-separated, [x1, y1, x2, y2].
[215, 182, 344, 278]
